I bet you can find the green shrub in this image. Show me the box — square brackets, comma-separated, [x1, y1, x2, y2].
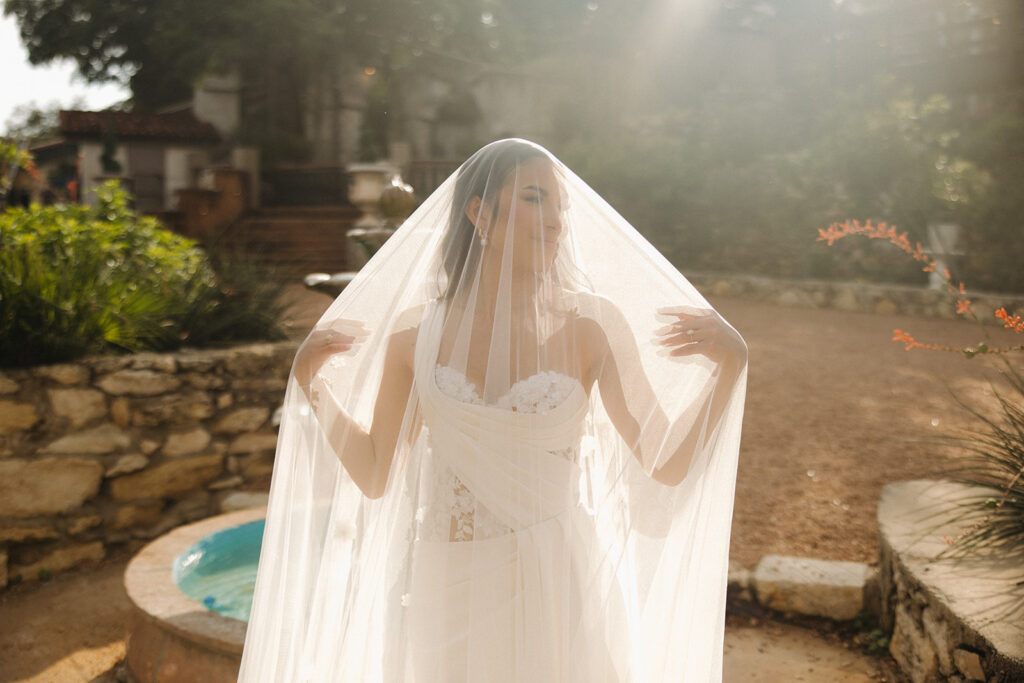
[0, 181, 287, 367]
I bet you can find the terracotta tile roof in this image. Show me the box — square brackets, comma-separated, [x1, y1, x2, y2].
[58, 109, 220, 143]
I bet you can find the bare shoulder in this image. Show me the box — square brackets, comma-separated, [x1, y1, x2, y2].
[386, 303, 428, 369]
[572, 292, 630, 340]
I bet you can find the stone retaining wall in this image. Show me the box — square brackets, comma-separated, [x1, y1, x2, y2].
[688, 271, 1024, 321]
[0, 342, 298, 589]
[878, 480, 1024, 683]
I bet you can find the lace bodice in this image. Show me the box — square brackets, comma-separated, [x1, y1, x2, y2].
[418, 366, 584, 542]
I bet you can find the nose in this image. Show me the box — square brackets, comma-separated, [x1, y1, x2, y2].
[543, 208, 563, 237]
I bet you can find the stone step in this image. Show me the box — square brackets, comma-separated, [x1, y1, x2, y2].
[751, 554, 877, 621]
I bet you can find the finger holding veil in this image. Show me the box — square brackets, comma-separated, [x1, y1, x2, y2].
[240, 139, 748, 682]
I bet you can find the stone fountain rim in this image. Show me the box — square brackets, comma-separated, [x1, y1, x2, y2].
[123, 506, 266, 656]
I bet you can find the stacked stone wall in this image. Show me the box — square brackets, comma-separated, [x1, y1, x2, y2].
[0, 342, 298, 589]
[688, 271, 1024, 321]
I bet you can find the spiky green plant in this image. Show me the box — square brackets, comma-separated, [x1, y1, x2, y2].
[940, 361, 1024, 557]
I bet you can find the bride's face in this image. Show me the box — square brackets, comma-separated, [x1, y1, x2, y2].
[478, 157, 565, 274]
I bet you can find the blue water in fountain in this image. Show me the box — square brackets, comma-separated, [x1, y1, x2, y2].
[173, 519, 264, 622]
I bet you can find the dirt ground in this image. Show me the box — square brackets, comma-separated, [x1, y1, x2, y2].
[0, 553, 894, 682]
[282, 284, 1022, 568]
[1, 286, 1018, 681]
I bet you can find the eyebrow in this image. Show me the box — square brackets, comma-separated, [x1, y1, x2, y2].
[521, 185, 548, 196]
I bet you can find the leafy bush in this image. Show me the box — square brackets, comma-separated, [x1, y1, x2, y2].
[0, 181, 287, 367]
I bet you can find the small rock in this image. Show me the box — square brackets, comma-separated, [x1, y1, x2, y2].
[128, 353, 177, 372]
[0, 372, 19, 394]
[219, 491, 269, 513]
[49, 388, 108, 427]
[10, 542, 105, 582]
[183, 373, 227, 390]
[239, 453, 275, 477]
[33, 363, 90, 385]
[874, 299, 898, 315]
[216, 392, 233, 409]
[97, 369, 181, 396]
[753, 555, 871, 621]
[208, 475, 244, 490]
[922, 605, 953, 674]
[130, 392, 214, 426]
[41, 423, 130, 455]
[728, 560, 752, 590]
[110, 397, 132, 427]
[890, 603, 939, 681]
[139, 439, 160, 455]
[109, 454, 223, 501]
[953, 648, 985, 680]
[224, 345, 278, 375]
[176, 351, 222, 372]
[213, 407, 270, 434]
[162, 427, 212, 457]
[229, 432, 279, 454]
[105, 453, 149, 477]
[0, 525, 61, 543]
[0, 400, 40, 435]
[68, 514, 103, 535]
[831, 288, 861, 312]
[169, 491, 211, 522]
[113, 501, 165, 529]
[0, 458, 104, 518]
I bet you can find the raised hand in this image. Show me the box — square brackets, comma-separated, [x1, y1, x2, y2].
[293, 319, 370, 385]
[654, 305, 746, 361]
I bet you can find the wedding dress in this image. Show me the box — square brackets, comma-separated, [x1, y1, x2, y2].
[238, 139, 747, 682]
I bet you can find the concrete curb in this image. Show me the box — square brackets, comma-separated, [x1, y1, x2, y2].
[729, 555, 880, 623]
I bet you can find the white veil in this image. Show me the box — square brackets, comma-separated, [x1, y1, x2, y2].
[239, 139, 748, 682]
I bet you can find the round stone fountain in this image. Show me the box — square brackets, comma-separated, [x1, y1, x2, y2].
[123, 507, 264, 682]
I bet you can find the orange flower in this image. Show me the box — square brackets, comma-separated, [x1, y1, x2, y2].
[956, 299, 972, 316]
[995, 308, 1024, 333]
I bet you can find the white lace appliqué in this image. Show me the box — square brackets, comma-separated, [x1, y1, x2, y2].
[421, 366, 582, 542]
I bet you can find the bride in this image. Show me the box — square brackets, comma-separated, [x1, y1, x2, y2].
[239, 139, 748, 682]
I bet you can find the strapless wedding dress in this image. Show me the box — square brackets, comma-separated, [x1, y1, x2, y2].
[404, 325, 626, 682]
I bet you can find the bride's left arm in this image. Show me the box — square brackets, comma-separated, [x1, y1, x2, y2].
[580, 298, 747, 487]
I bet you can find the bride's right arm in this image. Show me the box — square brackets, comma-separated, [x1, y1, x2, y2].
[297, 323, 418, 499]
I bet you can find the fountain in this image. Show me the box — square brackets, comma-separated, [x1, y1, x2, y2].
[123, 507, 264, 682]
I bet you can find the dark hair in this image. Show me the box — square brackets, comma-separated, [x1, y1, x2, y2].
[440, 139, 548, 301]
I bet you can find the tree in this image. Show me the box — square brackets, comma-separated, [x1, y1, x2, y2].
[4, 0, 596, 160]
[3, 98, 88, 144]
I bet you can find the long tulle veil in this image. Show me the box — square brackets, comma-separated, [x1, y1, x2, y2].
[239, 139, 747, 681]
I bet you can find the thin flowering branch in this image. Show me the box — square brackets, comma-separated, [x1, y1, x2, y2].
[996, 308, 1024, 333]
[819, 219, 1022, 354]
[893, 329, 945, 351]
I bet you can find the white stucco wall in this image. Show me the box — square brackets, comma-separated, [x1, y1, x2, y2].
[194, 73, 241, 139]
[79, 142, 128, 206]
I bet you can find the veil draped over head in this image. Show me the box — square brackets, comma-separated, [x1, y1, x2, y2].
[239, 139, 748, 682]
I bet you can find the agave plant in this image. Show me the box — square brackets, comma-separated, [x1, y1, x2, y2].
[940, 361, 1024, 557]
